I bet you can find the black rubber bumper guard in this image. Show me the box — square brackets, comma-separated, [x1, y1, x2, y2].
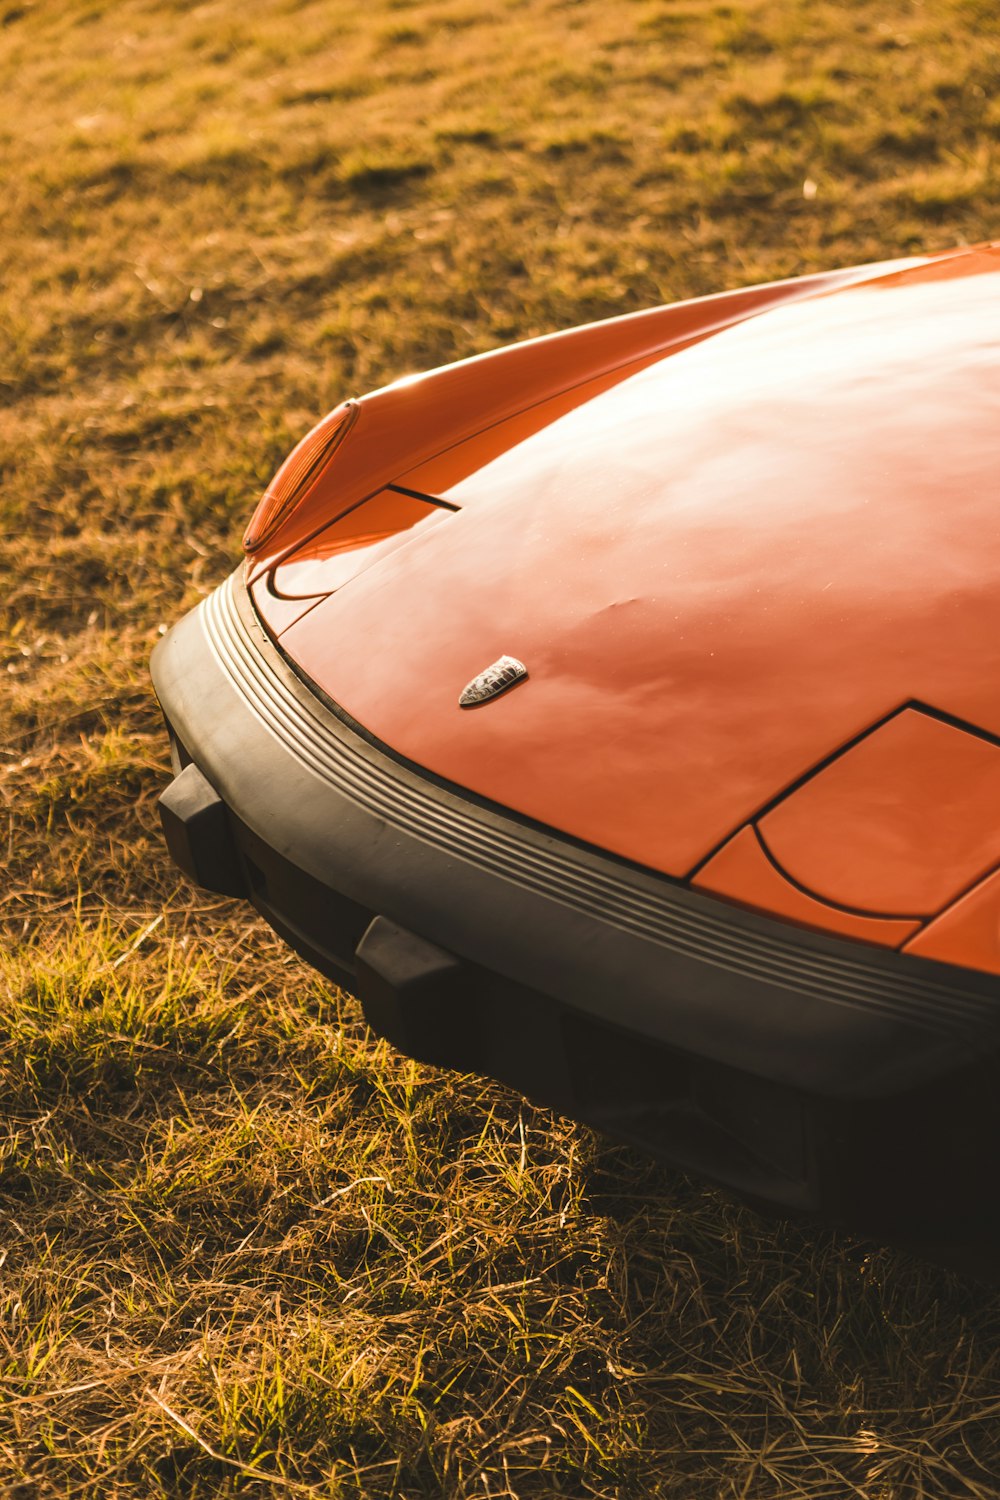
[153, 570, 1000, 1273]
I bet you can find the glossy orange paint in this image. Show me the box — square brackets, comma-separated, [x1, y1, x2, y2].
[757, 709, 1000, 918]
[692, 826, 921, 949]
[249, 489, 453, 634]
[272, 489, 449, 600]
[247, 573, 325, 636]
[904, 866, 1000, 976]
[253, 244, 1000, 976]
[245, 254, 926, 581]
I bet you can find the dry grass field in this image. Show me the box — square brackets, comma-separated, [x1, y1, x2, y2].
[4, 0, 1000, 1494]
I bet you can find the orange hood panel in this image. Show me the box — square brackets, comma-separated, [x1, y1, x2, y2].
[274, 248, 1000, 935]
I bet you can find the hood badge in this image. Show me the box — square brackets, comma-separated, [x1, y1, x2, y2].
[459, 655, 528, 708]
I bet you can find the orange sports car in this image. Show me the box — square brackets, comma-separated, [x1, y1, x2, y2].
[153, 243, 1000, 1270]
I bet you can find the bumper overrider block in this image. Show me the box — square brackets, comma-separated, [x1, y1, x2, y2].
[152, 570, 1000, 1272]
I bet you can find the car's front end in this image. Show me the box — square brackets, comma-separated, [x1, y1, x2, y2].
[153, 243, 1000, 1272]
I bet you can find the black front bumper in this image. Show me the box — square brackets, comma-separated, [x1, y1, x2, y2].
[152, 569, 1000, 1271]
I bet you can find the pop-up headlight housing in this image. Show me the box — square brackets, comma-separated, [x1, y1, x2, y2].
[243, 399, 359, 555]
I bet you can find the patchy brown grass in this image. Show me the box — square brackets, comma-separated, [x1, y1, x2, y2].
[3, 0, 1000, 1494]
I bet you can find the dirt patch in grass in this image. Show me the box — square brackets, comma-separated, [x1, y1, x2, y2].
[3, 0, 1000, 1494]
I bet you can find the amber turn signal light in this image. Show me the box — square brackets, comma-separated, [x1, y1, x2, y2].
[243, 399, 359, 555]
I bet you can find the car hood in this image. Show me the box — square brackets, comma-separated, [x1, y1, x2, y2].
[276, 247, 1000, 952]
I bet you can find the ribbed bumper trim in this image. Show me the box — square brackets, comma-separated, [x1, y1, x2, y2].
[199, 573, 1000, 1045]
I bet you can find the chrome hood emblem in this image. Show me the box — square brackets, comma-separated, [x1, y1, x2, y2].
[459, 655, 528, 708]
